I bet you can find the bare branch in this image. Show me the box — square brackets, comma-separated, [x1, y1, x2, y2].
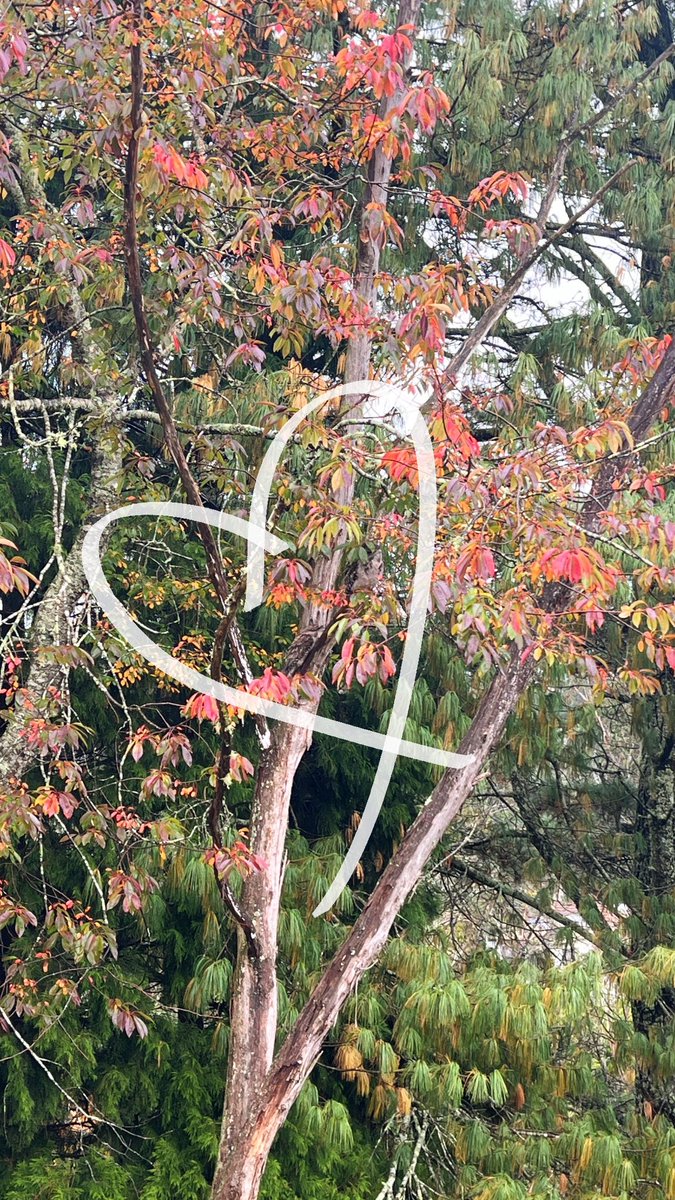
[443, 161, 637, 385]
[439, 856, 598, 942]
[0, 397, 264, 439]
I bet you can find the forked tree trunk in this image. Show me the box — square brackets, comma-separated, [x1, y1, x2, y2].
[211, 650, 531, 1200]
[211, 0, 422, 1193]
[210, 336, 675, 1200]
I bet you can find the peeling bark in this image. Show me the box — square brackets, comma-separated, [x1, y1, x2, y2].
[211, 646, 532, 1200]
[0, 424, 122, 789]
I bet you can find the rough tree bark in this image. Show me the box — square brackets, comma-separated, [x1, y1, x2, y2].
[209, 337, 675, 1200]
[211, 0, 424, 1187]
[0, 114, 124, 790]
[632, 674, 675, 1121]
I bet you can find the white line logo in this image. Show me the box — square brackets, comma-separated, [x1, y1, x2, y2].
[81, 380, 473, 914]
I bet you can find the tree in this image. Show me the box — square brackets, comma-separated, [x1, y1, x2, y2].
[0, 1, 674, 1198]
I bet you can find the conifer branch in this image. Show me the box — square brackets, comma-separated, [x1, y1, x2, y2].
[443, 161, 637, 385]
[0, 1006, 146, 1145]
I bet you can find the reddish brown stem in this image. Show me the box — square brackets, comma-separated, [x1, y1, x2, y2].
[123, 0, 268, 747]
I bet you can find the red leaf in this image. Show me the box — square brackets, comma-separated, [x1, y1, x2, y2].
[0, 237, 16, 269]
[43, 791, 60, 817]
[183, 693, 219, 722]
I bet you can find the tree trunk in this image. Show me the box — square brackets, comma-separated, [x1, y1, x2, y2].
[209, 334, 675, 1200]
[0, 109, 124, 791]
[632, 678, 675, 1121]
[211, 2, 422, 1193]
[211, 650, 532, 1200]
[217, 721, 312, 1155]
[0, 425, 122, 789]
